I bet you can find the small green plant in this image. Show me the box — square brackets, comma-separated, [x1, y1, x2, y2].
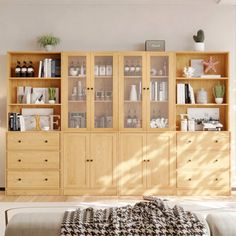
[193, 30, 205, 43]
[213, 83, 225, 98]
[37, 34, 60, 47]
[48, 88, 56, 100]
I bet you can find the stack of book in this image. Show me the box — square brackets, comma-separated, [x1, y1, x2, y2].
[38, 58, 61, 78]
[8, 113, 22, 131]
[150, 81, 168, 101]
[177, 83, 195, 104]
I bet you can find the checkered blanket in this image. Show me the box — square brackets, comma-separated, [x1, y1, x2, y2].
[61, 199, 207, 235]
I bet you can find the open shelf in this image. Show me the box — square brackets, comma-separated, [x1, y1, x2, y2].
[176, 77, 228, 80]
[10, 77, 61, 80]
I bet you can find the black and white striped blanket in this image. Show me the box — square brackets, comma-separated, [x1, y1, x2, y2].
[61, 199, 207, 235]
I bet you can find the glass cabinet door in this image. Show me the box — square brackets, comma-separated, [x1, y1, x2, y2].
[121, 54, 145, 130]
[147, 54, 170, 130]
[67, 54, 90, 130]
[91, 54, 117, 130]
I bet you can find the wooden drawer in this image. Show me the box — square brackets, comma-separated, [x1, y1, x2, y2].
[7, 171, 59, 188]
[177, 170, 229, 188]
[177, 132, 229, 152]
[7, 151, 60, 169]
[177, 151, 229, 169]
[7, 132, 60, 151]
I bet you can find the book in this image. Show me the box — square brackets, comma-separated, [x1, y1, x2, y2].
[38, 61, 42, 78]
[188, 84, 195, 104]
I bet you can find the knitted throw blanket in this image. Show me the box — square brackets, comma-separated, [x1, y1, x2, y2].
[61, 199, 207, 236]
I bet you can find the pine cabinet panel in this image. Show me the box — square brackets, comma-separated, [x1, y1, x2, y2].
[63, 133, 89, 189]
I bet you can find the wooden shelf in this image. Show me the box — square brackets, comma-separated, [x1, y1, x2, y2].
[124, 100, 142, 103]
[151, 100, 168, 103]
[124, 76, 142, 79]
[68, 100, 86, 103]
[95, 76, 113, 79]
[9, 103, 61, 106]
[94, 100, 112, 102]
[151, 76, 168, 79]
[10, 77, 61, 80]
[176, 103, 228, 106]
[68, 76, 86, 79]
[176, 77, 228, 80]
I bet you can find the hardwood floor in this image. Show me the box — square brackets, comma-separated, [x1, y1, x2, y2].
[0, 190, 236, 202]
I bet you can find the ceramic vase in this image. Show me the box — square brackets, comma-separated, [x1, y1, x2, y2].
[215, 97, 223, 104]
[194, 42, 205, 52]
[45, 45, 53, 51]
[197, 88, 208, 104]
[130, 85, 138, 101]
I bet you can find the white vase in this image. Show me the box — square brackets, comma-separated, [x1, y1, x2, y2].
[130, 85, 138, 101]
[215, 97, 223, 104]
[45, 45, 53, 51]
[197, 88, 208, 104]
[194, 42, 205, 52]
[49, 100, 55, 104]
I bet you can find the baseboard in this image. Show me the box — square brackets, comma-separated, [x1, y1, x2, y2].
[0, 187, 5, 191]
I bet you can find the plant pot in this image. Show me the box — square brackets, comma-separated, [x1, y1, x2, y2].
[45, 45, 53, 51]
[49, 100, 56, 104]
[194, 42, 205, 52]
[215, 97, 223, 104]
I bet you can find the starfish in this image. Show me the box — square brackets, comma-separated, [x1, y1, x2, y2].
[203, 56, 219, 73]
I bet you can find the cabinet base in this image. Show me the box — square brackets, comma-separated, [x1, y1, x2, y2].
[6, 189, 61, 196]
[177, 188, 231, 196]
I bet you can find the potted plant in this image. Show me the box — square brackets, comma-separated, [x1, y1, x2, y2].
[213, 83, 225, 104]
[48, 88, 56, 104]
[37, 34, 60, 51]
[193, 29, 205, 51]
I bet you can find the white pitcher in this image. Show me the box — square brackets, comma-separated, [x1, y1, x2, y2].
[130, 85, 138, 101]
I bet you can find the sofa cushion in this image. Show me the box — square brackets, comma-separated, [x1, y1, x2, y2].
[206, 212, 236, 236]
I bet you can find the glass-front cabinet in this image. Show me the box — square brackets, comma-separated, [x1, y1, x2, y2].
[119, 52, 174, 131]
[62, 52, 118, 131]
[119, 53, 146, 130]
[146, 53, 174, 131]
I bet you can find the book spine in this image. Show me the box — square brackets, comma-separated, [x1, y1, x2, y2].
[8, 113, 14, 131]
[51, 59, 56, 77]
[38, 61, 42, 78]
[154, 81, 158, 101]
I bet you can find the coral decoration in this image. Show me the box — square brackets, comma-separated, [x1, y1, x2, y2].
[203, 57, 219, 73]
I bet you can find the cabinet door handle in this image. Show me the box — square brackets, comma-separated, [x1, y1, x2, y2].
[143, 88, 146, 90]
[91, 88, 94, 90]
[188, 178, 192, 181]
[44, 140, 48, 143]
[215, 140, 219, 143]
[188, 159, 192, 162]
[214, 159, 218, 162]
[143, 160, 146, 162]
[18, 159, 22, 162]
[86, 160, 90, 162]
[18, 178, 22, 181]
[146, 88, 150, 91]
[147, 160, 150, 162]
[87, 88, 90, 90]
[44, 159, 48, 162]
[18, 140, 22, 143]
[90, 159, 93, 162]
[215, 178, 218, 181]
[188, 140, 192, 143]
[44, 178, 48, 182]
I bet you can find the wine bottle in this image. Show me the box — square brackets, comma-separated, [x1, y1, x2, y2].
[21, 61, 27, 77]
[27, 61, 34, 77]
[15, 61, 21, 77]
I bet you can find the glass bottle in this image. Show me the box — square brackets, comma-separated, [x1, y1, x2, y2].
[15, 61, 21, 77]
[21, 61, 27, 77]
[27, 61, 34, 77]
[132, 110, 138, 128]
[135, 60, 141, 76]
[124, 60, 130, 76]
[130, 61, 135, 76]
[99, 61, 106, 76]
[80, 61, 85, 76]
[126, 109, 132, 128]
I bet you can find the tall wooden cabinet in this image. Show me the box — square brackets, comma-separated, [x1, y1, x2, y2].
[6, 51, 231, 196]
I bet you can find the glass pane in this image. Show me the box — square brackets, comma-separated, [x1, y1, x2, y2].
[94, 56, 113, 128]
[123, 56, 142, 128]
[68, 56, 87, 128]
[149, 56, 169, 129]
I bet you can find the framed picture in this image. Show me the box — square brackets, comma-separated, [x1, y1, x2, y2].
[190, 59, 204, 77]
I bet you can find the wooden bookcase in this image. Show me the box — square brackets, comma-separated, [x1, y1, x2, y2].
[5, 51, 231, 196]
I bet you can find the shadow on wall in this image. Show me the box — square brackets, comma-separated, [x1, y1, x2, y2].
[0, 54, 7, 187]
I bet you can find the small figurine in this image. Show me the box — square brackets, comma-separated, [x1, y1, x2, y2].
[203, 56, 219, 73]
[183, 67, 195, 78]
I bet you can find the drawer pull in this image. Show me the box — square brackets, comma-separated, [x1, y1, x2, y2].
[18, 159, 22, 162]
[18, 140, 22, 143]
[44, 178, 48, 181]
[188, 159, 192, 162]
[188, 140, 192, 143]
[147, 160, 150, 162]
[215, 140, 219, 143]
[215, 178, 218, 181]
[18, 178, 21, 181]
[90, 159, 93, 162]
[44, 140, 48, 143]
[188, 178, 192, 181]
[86, 160, 90, 162]
[214, 159, 218, 162]
[44, 159, 48, 162]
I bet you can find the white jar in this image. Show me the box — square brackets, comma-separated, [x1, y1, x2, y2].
[197, 88, 208, 104]
[181, 119, 188, 132]
[188, 119, 195, 131]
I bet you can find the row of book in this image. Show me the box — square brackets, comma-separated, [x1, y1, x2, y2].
[38, 58, 61, 78]
[9, 113, 22, 131]
[177, 83, 195, 104]
[150, 81, 168, 102]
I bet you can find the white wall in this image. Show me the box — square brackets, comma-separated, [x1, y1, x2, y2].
[0, 2, 235, 187]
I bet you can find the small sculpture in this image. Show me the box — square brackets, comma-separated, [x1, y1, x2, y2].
[183, 67, 195, 78]
[203, 57, 219, 73]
